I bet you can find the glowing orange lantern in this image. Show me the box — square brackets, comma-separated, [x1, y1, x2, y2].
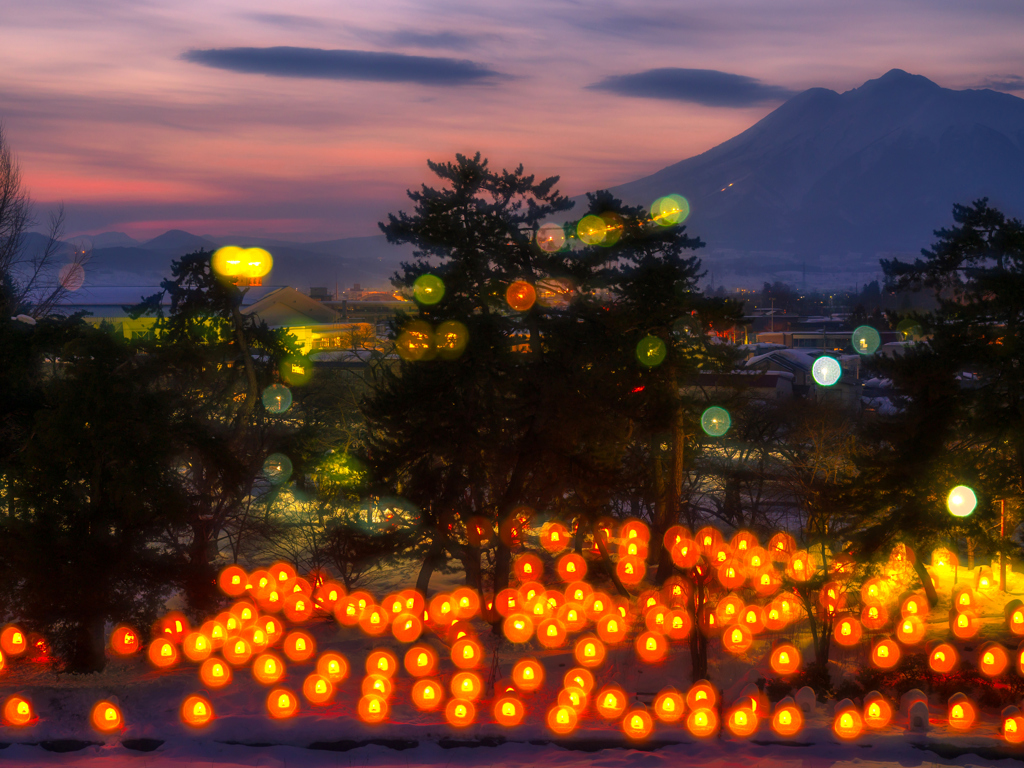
[715, 595, 744, 625]
[314, 581, 345, 611]
[450, 587, 480, 620]
[408, 679, 442, 710]
[242, 624, 269, 653]
[494, 588, 520, 617]
[317, 652, 348, 683]
[929, 643, 958, 673]
[1003, 709, 1024, 743]
[564, 668, 594, 693]
[595, 685, 627, 719]
[514, 553, 543, 582]
[953, 587, 975, 611]
[687, 707, 718, 738]
[671, 538, 700, 569]
[392, 613, 423, 644]
[770, 644, 801, 675]
[148, 638, 179, 669]
[180, 695, 214, 727]
[303, 672, 333, 705]
[183, 632, 213, 663]
[574, 635, 606, 668]
[833, 705, 863, 740]
[403, 645, 437, 677]
[281, 631, 314, 663]
[584, 592, 612, 621]
[219, 565, 248, 597]
[547, 704, 577, 734]
[538, 618, 567, 649]
[861, 603, 889, 631]
[723, 624, 752, 655]
[200, 620, 227, 650]
[362, 674, 393, 699]
[222, 637, 253, 667]
[357, 605, 389, 636]
[1007, 603, 1024, 636]
[199, 657, 232, 688]
[623, 708, 654, 739]
[253, 653, 285, 685]
[365, 650, 397, 678]
[860, 577, 886, 605]
[665, 609, 692, 640]
[635, 631, 668, 663]
[449, 637, 482, 669]
[654, 689, 685, 723]
[503, 614, 534, 644]
[110, 625, 140, 656]
[979, 642, 1009, 677]
[948, 693, 975, 730]
[900, 594, 928, 619]
[718, 559, 746, 590]
[763, 604, 788, 632]
[155, 612, 190, 643]
[871, 638, 900, 669]
[833, 616, 862, 647]
[512, 658, 544, 692]
[230, 601, 258, 628]
[540, 522, 569, 553]
[555, 553, 587, 582]
[248, 569, 273, 598]
[950, 609, 979, 638]
[686, 681, 718, 711]
[863, 692, 892, 729]
[494, 696, 524, 726]
[90, 700, 122, 732]
[445, 698, 475, 727]
[726, 706, 758, 738]
[787, 551, 811, 581]
[896, 615, 925, 645]
[452, 671, 483, 701]
[335, 594, 364, 627]
[215, 611, 239, 637]
[557, 603, 587, 634]
[597, 613, 627, 644]
[3, 696, 33, 727]
[354, 693, 386, 723]
[772, 700, 803, 737]
[267, 688, 299, 719]
[616, 556, 645, 586]
[558, 686, 588, 712]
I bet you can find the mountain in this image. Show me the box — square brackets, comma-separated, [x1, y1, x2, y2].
[53, 231, 413, 291]
[71, 231, 139, 249]
[607, 69, 1024, 287]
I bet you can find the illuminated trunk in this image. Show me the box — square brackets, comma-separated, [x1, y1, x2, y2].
[655, 401, 685, 585]
[912, 555, 939, 607]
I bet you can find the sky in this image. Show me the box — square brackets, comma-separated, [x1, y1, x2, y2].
[2, 0, 1023, 242]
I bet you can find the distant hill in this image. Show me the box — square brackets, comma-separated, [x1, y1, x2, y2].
[26, 230, 414, 292]
[603, 69, 1024, 288]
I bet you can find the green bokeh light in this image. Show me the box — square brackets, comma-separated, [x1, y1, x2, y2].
[851, 326, 881, 355]
[413, 274, 445, 305]
[650, 195, 690, 226]
[701, 406, 731, 437]
[636, 335, 667, 367]
[262, 384, 292, 415]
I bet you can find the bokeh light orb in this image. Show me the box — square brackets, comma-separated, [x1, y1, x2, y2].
[263, 453, 292, 485]
[851, 326, 881, 355]
[506, 281, 537, 312]
[811, 356, 841, 387]
[436, 320, 469, 359]
[212, 246, 273, 279]
[413, 274, 445, 305]
[947, 485, 977, 517]
[577, 215, 609, 245]
[701, 406, 731, 437]
[651, 195, 690, 226]
[59, 263, 85, 292]
[536, 223, 567, 252]
[262, 384, 292, 415]
[636, 335, 667, 367]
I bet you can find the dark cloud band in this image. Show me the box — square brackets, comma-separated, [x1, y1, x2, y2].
[588, 68, 797, 107]
[183, 46, 500, 85]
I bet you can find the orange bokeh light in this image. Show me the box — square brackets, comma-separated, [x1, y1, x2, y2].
[317, 652, 349, 683]
[595, 685, 627, 719]
[411, 679, 444, 710]
[871, 639, 900, 669]
[507, 281, 537, 312]
[686, 707, 719, 738]
[726, 706, 758, 738]
[148, 638, 179, 669]
[556, 553, 587, 582]
[445, 698, 475, 727]
[833, 707, 863, 740]
[223, 637, 253, 666]
[654, 689, 685, 723]
[770, 644, 801, 675]
[635, 631, 668, 663]
[833, 617, 862, 646]
[267, 688, 299, 719]
[253, 653, 286, 685]
[219, 565, 248, 597]
[110, 625, 141, 656]
[512, 658, 544, 692]
[623, 709, 654, 739]
[358, 694, 389, 723]
[574, 635, 606, 668]
[90, 701, 123, 732]
[494, 696, 525, 726]
[282, 631, 315, 663]
[772, 702, 803, 737]
[183, 632, 213, 663]
[979, 642, 1009, 677]
[929, 643, 959, 673]
[451, 671, 483, 701]
[863, 693, 892, 729]
[200, 657, 233, 688]
[365, 650, 398, 678]
[302, 673, 334, 705]
[547, 704, 578, 734]
[181, 695, 214, 727]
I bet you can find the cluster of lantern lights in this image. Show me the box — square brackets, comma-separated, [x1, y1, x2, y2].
[4, 514, 1024, 742]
